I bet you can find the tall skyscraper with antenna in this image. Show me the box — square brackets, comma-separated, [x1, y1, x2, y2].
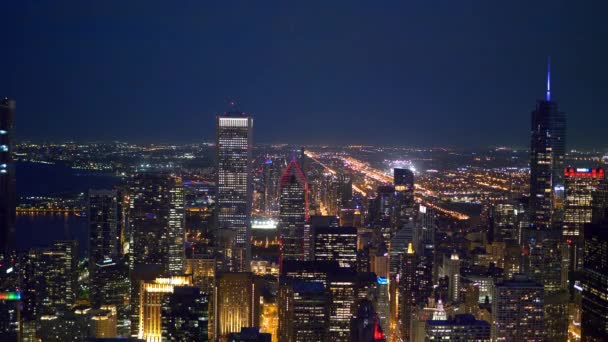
[526, 60, 567, 293]
[529, 58, 566, 231]
[0, 98, 16, 257]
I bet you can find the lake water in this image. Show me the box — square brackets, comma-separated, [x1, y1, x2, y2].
[15, 162, 120, 254]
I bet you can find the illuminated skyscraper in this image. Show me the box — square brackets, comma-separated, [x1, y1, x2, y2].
[216, 112, 253, 272]
[279, 159, 308, 267]
[526, 60, 567, 296]
[129, 173, 185, 275]
[313, 226, 357, 268]
[394, 168, 415, 232]
[444, 252, 461, 303]
[529, 60, 566, 229]
[492, 274, 545, 341]
[215, 272, 261, 339]
[326, 273, 358, 341]
[398, 243, 417, 340]
[563, 167, 605, 271]
[138, 275, 192, 341]
[22, 241, 79, 320]
[167, 180, 185, 275]
[0, 98, 16, 257]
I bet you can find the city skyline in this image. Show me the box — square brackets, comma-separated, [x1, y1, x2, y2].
[1, 1, 607, 148]
[2, 2, 608, 342]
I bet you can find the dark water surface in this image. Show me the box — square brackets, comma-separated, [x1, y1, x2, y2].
[15, 162, 120, 253]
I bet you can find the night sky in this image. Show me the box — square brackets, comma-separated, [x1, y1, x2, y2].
[1, 1, 607, 148]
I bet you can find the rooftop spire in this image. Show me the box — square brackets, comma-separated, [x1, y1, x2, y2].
[546, 56, 551, 102]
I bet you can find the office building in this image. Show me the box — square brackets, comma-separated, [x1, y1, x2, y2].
[444, 252, 461, 303]
[326, 271, 358, 341]
[279, 159, 308, 267]
[216, 112, 253, 272]
[563, 167, 605, 270]
[314, 226, 357, 268]
[89, 189, 121, 271]
[492, 274, 545, 341]
[90, 258, 130, 329]
[215, 272, 261, 339]
[278, 280, 328, 342]
[90, 307, 118, 339]
[138, 275, 192, 341]
[129, 173, 185, 274]
[0, 98, 15, 257]
[394, 168, 415, 231]
[161, 286, 209, 341]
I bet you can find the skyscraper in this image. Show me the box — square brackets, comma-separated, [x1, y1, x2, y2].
[444, 252, 461, 303]
[138, 275, 192, 341]
[398, 243, 417, 340]
[563, 167, 605, 270]
[0, 98, 16, 257]
[394, 168, 415, 231]
[529, 61, 566, 229]
[161, 286, 209, 341]
[278, 280, 328, 342]
[216, 112, 253, 272]
[215, 272, 261, 339]
[89, 189, 121, 273]
[279, 159, 308, 267]
[492, 274, 545, 341]
[129, 173, 185, 274]
[526, 61, 567, 298]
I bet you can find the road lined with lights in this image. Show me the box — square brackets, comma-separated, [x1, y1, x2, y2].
[306, 151, 470, 220]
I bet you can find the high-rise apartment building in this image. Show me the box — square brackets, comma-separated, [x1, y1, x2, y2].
[216, 112, 253, 272]
[0, 98, 16, 257]
[279, 159, 308, 267]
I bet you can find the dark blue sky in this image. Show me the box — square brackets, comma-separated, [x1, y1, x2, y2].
[1, 1, 607, 148]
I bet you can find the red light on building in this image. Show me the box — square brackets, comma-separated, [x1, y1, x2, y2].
[564, 167, 605, 178]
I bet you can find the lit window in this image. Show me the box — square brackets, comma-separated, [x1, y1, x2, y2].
[0, 145, 7, 152]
